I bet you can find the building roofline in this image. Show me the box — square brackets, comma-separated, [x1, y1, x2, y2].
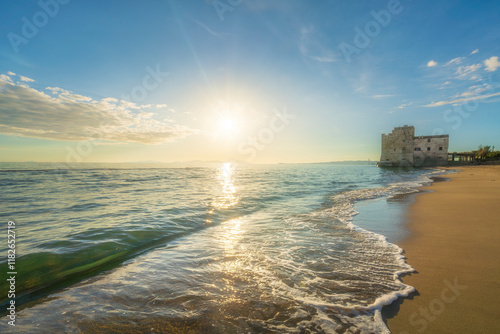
[414, 135, 449, 139]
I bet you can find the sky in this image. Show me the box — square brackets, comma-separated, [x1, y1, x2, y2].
[0, 0, 499, 163]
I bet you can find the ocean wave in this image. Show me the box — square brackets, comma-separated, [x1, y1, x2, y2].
[0, 164, 446, 333]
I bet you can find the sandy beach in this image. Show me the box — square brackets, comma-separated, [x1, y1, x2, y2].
[384, 166, 500, 333]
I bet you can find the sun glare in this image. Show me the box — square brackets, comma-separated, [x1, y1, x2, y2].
[214, 116, 241, 139]
[219, 118, 237, 133]
[209, 101, 248, 140]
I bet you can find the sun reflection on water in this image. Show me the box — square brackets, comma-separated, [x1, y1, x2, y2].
[213, 163, 238, 209]
[206, 163, 239, 224]
[220, 218, 243, 255]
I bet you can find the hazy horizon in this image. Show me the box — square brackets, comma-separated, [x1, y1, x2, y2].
[0, 159, 376, 165]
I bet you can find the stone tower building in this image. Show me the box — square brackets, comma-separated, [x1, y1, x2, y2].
[379, 125, 449, 167]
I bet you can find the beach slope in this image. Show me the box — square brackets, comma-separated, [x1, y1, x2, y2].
[385, 166, 500, 334]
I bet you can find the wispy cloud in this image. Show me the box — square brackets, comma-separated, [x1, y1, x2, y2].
[427, 60, 438, 67]
[422, 52, 500, 107]
[484, 56, 500, 72]
[455, 63, 482, 79]
[440, 81, 452, 89]
[0, 73, 195, 144]
[424, 91, 500, 107]
[0, 74, 13, 83]
[19, 75, 35, 83]
[310, 55, 337, 63]
[3, 72, 36, 83]
[298, 25, 338, 63]
[389, 102, 412, 113]
[445, 57, 465, 66]
[455, 84, 490, 98]
[370, 94, 395, 99]
[46, 86, 93, 102]
[397, 102, 412, 109]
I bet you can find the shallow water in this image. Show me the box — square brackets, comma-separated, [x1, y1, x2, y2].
[0, 162, 440, 333]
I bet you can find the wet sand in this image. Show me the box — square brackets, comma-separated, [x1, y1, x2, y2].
[384, 166, 500, 334]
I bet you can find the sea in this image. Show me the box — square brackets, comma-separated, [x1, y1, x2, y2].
[0, 162, 445, 333]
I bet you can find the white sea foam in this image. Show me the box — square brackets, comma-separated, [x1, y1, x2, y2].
[321, 168, 448, 332]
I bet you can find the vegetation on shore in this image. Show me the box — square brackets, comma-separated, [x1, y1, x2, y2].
[475, 145, 500, 161]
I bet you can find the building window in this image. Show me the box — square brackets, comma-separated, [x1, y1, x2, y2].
[427, 147, 431, 151]
[439, 147, 443, 151]
[415, 147, 421, 151]
[427, 138, 431, 142]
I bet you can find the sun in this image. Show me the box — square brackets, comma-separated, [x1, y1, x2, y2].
[209, 101, 248, 140]
[220, 118, 237, 132]
[215, 116, 240, 138]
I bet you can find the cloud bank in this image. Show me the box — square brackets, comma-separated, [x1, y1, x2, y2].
[0, 74, 194, 144]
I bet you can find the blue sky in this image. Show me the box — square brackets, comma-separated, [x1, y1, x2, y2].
[1, 0, 499, 163]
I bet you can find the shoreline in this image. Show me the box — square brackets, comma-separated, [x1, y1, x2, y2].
[383, 166, 500, 333]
